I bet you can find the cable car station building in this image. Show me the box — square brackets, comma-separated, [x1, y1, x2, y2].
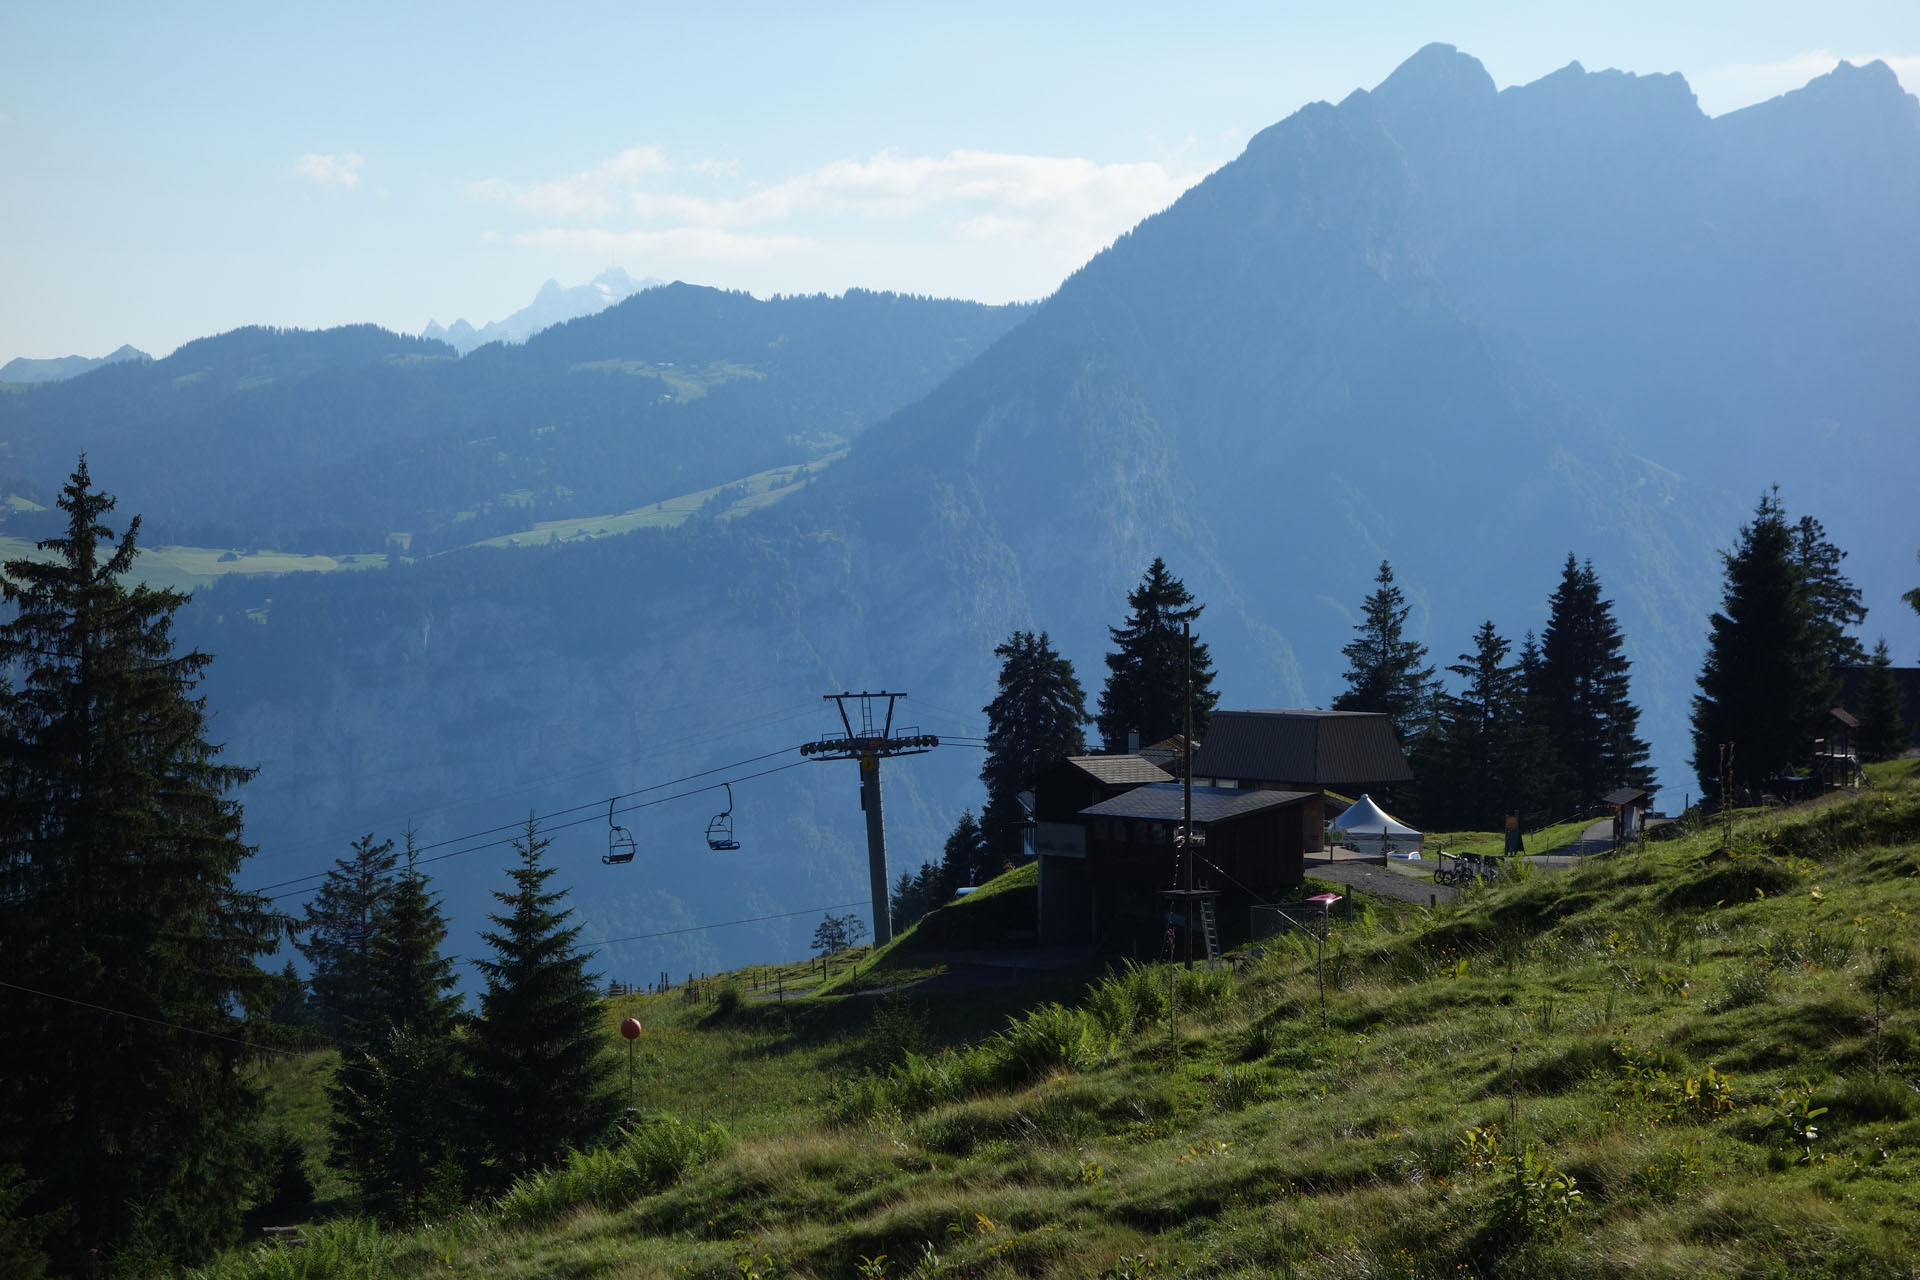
[1031, 710, 1412, 947]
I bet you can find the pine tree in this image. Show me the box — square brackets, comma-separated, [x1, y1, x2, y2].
[0, 459, 281, 1272]
[1857, 639, 1911, 764]
[982, 630, 1089, 860]
[1539, 555, 1653, 814]
[1691, 493, 1836, 800]
[327, 834, 466, 1220]
[1096, 558, 1219, 752]
[1416, 622, 1525, 829]
[296, 833, 398, 1044]
[1512, 631, 1562, 826]
[1792, 515, 1867, 671]
[940, 810, 988, 889]
[1332, 561, 1435, 745]
[466, 818, 617, 1188]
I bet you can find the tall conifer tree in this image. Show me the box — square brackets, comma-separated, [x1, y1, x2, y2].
[1691, 494, 1839, 799]
[466, 818, 617, 1188]
[1096, 559, 1218, 752]
[1792, 515, 1867, 671]
[1856, 639, 1910, 764]
[1332, 561, 1435, 745]
[0, 459, 279, 1272]
[1416, 621, 1524, 829]
[296, 832, 398, 1044]
[1539, 554, 1653, 813]
[981, 630, 1089, 861]
[327, 833, 466, 1220]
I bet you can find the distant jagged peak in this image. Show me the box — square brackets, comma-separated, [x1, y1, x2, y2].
[421, 268, 665, 354]
[1500, 57, 1703, 122]
[1721, 55, 1920, 128]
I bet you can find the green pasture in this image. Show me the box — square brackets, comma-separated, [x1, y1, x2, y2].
[208, 759, 1920, 1278]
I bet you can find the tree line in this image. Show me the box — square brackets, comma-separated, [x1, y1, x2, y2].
[938, 498, 1912, 889]
[0, 463, 615, 1276]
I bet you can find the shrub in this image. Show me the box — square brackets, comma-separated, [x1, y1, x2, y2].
[494, 1115, 731, 1226]
[1085, 962, 1168, 1038]
[1705, 963, 1775, 1013]
[990, 1003, 1111, 1085]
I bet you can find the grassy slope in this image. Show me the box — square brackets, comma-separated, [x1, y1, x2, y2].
[0, 451, 843, 594]
[215, 761, 1920, 1278]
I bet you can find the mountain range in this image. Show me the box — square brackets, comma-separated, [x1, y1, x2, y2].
[422, 267, 665, 354]
[4, 44, 1916, 984]
[0, 343, 148, 385]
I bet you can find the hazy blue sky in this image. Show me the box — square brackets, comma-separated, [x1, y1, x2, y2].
[2, 2, 1915, 364]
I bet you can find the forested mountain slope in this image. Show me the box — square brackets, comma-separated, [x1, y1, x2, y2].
[0, 286, 1031, 553]
[151, 46, 1920, 981]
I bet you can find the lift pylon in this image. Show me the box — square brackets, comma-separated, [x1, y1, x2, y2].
[800, 691, 939, 946]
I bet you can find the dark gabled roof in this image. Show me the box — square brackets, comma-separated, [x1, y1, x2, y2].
[1603, 787, 1652, 806]
[1063, 755, 1175, 786]
[1081, 782, 1315, 824]
[1190, 709, 1413, 785]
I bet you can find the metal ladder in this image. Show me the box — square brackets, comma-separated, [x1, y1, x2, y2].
[1199, 899, 1221, 964]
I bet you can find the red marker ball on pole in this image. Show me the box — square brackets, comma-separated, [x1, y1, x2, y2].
[620, 1017, 642, 1040]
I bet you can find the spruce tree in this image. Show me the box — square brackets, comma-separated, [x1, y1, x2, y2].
[466, 818, 617, 1188]
[1792, 515, 1867, 671]
[327, 834, 466, 1220]
[1513, 630, 1562, 826]
[1416, 621, 1524, 829]
[1332, 561, 1435, 745]
[982, 630, 1089, 860]
[1857, 639, 1910, 764]
[940, 810, 988, 889]
[1539, 555, 1653, 814]
[296, 832, 398, 1044]
[1691, 494, 1837, 800]
[1096, 558, 1219, 752]
[0, 459, 280, 1272]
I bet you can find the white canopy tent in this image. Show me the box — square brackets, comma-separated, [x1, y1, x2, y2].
[1330, 793, 1423, 855]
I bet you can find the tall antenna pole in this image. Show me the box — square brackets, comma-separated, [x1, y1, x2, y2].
[801, 692, 939, 947]
[1184, 621, 1194, 970]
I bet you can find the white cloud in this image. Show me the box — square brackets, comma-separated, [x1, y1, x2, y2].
[468, 146, 668, 217]
[1691, 50, 1920, 116]
[295, 152, 364, 189]
[470, 144, 1208, 300]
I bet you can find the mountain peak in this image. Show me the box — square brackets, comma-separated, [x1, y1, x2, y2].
[1372, 42, 1496, 109]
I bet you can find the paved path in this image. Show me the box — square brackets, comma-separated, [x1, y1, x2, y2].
[1306, 855, 1460, 904]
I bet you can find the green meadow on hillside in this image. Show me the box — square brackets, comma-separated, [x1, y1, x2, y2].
[0, 451, 842, 595]
[203, 760, 1920, 1278]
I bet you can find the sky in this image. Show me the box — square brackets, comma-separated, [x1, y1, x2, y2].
[2, 2, 1917, 366]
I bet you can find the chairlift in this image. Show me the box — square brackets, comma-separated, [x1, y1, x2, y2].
[603, 798, 636, 865]
[705, 782, 742, 852]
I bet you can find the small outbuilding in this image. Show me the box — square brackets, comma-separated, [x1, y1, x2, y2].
[1602, 786, 1653, 843]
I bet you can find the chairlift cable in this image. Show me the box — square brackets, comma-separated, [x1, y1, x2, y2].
[247, 752, 812, 901]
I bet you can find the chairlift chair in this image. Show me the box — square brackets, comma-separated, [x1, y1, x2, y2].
[705, 782, 742, 852]
[603, 798, 637, 865]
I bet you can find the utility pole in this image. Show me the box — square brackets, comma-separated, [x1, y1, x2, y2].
[801, 692, 938, 946]
[1183, 621, 1194, 970]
